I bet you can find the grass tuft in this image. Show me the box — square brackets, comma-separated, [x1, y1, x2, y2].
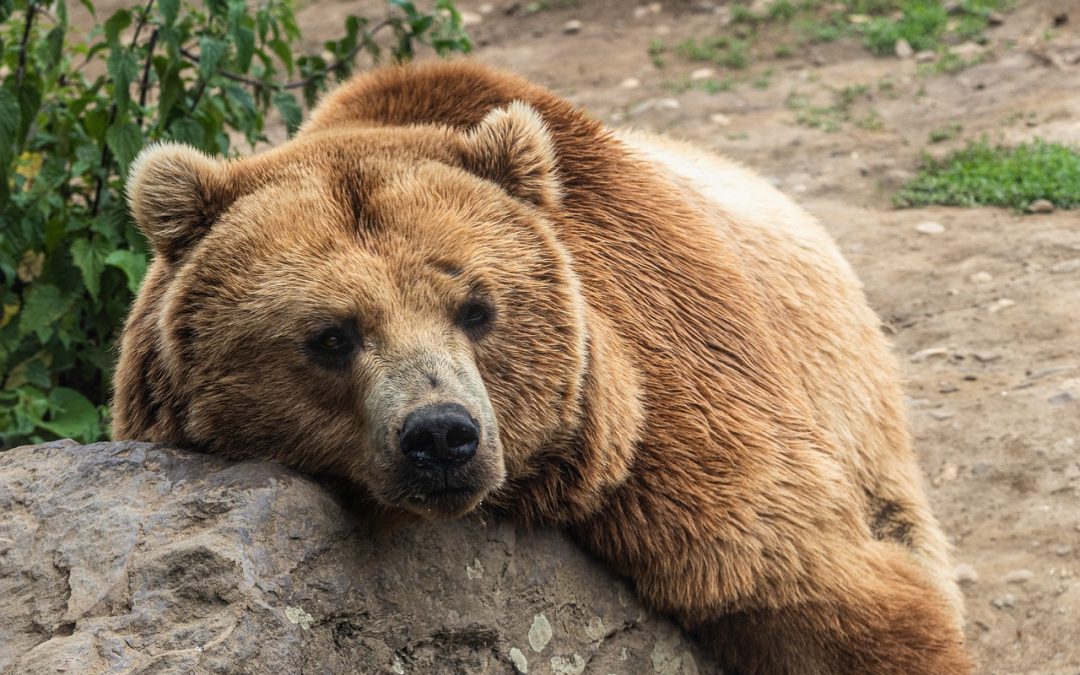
[894, 139, 1080, 211]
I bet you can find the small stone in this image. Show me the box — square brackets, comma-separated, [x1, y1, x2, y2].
[911, 347, 950, 362]
[987, 10, 1004, 25]
[1055, 545, 1074, 557]
[848, 13, 871, 24]
[1028, 199, 1055, 213]
[1005, 569, 1035, 584]
[985, 298, 1015, 313]
[949, 41, 984, 59]
[992, 593, 1016, 609]
[969, 271, 993, 283]
[562, 19, 583, 34]
[971, 351, 1001, 363]
[655, 97, 681, 111]
[690, 67, 716, 81]
[620, 77, 641, 89]
[915, 50, 937, 63]
[708, 112, 732, 126]
[915, 221, 945, 235]
[460, 10, 483, 25]
[939, 383, 958, 393]
[955, 563, 979, 584]
[1050, 259, 1080, 274]
[633, 5, 651, 19]
[933, 462, 959, 485]
[479, 3, 495, 14]
[929, 410, 955, 421]
[1049, 391, 1077, 405]
[895, 38, 914, 59]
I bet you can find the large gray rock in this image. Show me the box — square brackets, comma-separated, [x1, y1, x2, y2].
[0, 441, 715, 674]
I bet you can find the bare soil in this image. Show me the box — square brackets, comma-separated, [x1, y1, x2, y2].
[78, 0, 1080, 671]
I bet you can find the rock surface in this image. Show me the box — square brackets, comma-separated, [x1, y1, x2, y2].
[0, 441, 714, 674]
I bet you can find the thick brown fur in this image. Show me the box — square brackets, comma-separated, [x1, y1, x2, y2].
[114, 61, 970, 673]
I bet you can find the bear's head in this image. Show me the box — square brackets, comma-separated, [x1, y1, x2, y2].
[115, 103, 594, 518]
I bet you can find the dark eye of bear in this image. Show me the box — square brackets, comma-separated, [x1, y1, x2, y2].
[306, 326, 358, 368]
[457, 300, 493, 336]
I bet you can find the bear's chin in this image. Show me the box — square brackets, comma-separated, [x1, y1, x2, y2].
[398, 486, 490, 519]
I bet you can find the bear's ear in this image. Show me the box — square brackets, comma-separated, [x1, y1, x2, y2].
[126, 143, 238, 263]
[458, 102, 561, 209]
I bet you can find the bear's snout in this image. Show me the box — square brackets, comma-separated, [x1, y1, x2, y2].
[399, 402, 479, 470]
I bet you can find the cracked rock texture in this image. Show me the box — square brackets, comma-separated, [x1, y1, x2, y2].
[0, 441, 715, 674]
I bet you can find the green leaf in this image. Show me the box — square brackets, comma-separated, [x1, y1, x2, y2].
[106, 120, 144, 176]
[70, 237, 111, 300]
[39, 387, 100, 441]
[18, 283, 67, 342]
[269, 38, 293, 73]
[15, 70, 41, 150]
[103, 9, 132, 45]
[105, 249, 148, 293]
[0, 88, 19, 195]
[168, 117, 205, 147]
[106, 49, 138, 113]
[198, 36, 227, 82]
[158, 0, 179, 26]
[273, 91, 302, 137]
[232, 25, 255, 72]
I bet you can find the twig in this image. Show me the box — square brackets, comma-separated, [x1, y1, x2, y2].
[135, 29, 160, 126]
[178, 20, 391, 94]
[91, 0, 156, 216]
[15, 1, 37, 88]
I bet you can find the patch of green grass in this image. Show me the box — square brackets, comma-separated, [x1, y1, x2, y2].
[919, 50, 989, 74]
[665, 76, 736, 95]
[862, 0, 948, 54]
[649, 38, 666, 68]
[794, 17, 850, 44]
[767, 0, 799, 21]
[774, 43, 795, 57]
[731, 3, 759, 24]
[674, 37, 752, 68]
[752, 67, 776, 89]
[928, 122, 963, 143]
[786, 84, 880, 132]
[894, 139, 1080, 211]
[520, 0, 580, 15]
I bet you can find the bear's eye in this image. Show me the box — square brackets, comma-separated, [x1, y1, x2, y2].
[457, 300, 493, 336]
[306, 326, 358, 368]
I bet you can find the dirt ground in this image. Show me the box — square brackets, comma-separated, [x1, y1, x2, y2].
[70, 0, 1079, 671]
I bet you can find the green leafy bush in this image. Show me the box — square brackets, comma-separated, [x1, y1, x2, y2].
[0, 0, 470, 447]
[894, 138, 1080, 211]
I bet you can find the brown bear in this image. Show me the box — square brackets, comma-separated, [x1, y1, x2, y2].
[113, 61, 970, 674]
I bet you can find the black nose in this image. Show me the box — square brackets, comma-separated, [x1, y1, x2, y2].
[400, 403, 480, 469]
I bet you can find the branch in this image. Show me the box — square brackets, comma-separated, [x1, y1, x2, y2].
[92, 0, 156, 216]
[15, 1, 37, 88]
[179, 20, 391, 95]
[129, 0, 156, 49]
[136, 29, 160, 126]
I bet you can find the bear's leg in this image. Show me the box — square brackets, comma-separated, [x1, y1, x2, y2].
[697, 542, 971, 675]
